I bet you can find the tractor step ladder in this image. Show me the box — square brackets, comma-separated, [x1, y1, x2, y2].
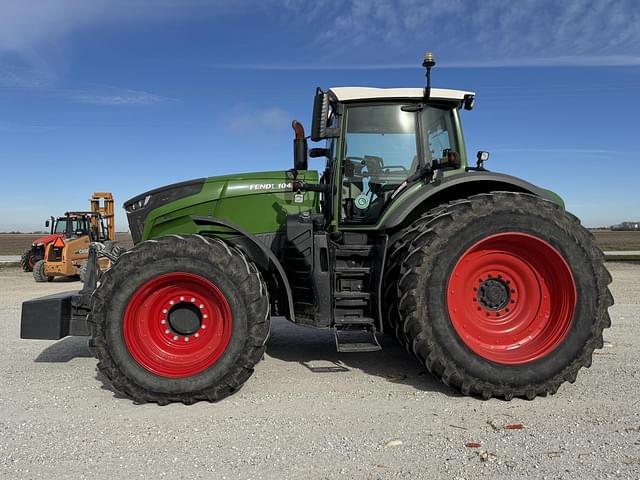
[334, 325, 381, 352]
[332, 242, 381, 353]
[334, 316, 381, 352]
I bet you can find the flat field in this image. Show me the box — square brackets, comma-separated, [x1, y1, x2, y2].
[1, 230, 640, 255]
[0, 232, 134, 255]
[592, 230, 640, 251]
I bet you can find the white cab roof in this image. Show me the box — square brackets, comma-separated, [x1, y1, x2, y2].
[329, 87, 474, 103]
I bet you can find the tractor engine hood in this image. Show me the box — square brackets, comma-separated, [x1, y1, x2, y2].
[124, 178, 206, 243]
[32, 233, 64, 247]
[123, 170, 318, 244]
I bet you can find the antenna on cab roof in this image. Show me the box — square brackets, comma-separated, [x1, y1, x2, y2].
[422, 52, 436, 101]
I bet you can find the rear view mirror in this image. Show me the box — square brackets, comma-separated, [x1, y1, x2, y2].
[310, 88, 339, 142]
[45, 220, 50, 228]
[309, 148, 330, 158]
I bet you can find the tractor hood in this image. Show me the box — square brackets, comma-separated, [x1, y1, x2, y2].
[124, 170, 319, 243]
[32, 233, 63, 247]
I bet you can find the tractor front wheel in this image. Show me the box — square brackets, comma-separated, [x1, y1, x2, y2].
[88, 234, 270, 405]
[396, 192, 613, 400]
[32, 260, 54, 282]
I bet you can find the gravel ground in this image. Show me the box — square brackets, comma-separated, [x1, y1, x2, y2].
[1, 264, 639, 479]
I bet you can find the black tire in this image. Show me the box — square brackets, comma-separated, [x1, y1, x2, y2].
[88, 234, 270, 405]
[383, 204, 450, 347]
[20, 249, 34, 272]
[79, 263, 88, 284]
[396, 192, 613, 400]
[32, 260, 54, 282]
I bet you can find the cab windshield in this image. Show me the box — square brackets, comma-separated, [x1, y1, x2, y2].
[341, 102, 460, 224]
[54, 218, 91, 236]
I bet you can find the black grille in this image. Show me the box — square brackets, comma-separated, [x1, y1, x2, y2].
[123, 178, 205, 244]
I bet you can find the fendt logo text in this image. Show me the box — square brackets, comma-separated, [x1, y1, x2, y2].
[249, 183, 292, 191]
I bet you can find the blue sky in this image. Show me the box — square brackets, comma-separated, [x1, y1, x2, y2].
[0, 0, 639, 231]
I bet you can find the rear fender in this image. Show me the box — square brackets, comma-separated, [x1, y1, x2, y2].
[383, 171, 561, 230]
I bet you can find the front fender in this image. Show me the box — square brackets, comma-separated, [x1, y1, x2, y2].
[191, 216, 295, 323]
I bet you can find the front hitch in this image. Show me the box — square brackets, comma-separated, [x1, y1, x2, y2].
[19, 244, 104, 340]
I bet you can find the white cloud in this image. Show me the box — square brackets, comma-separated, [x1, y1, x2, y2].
[228, 107, 292, 132]
[293, 0, 640, 67]
[64, 87, 174, 106]
[492, 148, 636, 155]
[2, 0, 639, 82]
[208, 54, 640, 70]
[0, 64, 56, 87]
[0, 1, 243, 55]
[0, 0, 258, 88]
[0, 124, 55, 133]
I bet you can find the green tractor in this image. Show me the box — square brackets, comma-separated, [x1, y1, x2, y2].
[21, 54, 612, 404]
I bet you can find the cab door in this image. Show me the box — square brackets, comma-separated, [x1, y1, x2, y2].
[339, 103, 420, 225]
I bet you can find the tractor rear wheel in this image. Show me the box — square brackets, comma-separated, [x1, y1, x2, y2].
[21, 249, 36, 272]
[88, 234, 270, 405]
[396, 192, 613, 400]
[383, 204, 449, 347]
[32, 260, 53, 282]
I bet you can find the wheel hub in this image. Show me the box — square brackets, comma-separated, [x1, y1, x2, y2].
[168, 303, 202, 335]
[447, 232, 577, 365]
[123, 272, 233, 378]
[477, 278, 510, 310]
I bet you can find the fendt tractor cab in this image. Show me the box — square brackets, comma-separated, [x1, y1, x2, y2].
[21, 54, 612, 405]
[32, 193, 117, 282]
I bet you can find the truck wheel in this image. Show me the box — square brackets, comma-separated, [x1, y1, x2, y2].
[32, 260, 54, 282]
[21, 250, 36, 272]
[88, 234, 270, 405]
[397, 192, 613, 400]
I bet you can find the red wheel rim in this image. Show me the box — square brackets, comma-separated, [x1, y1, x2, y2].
[123, 272, 233, 378]
[447, 233, 576, 364]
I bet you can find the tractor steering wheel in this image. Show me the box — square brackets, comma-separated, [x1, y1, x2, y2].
[382, 165, 409, 174]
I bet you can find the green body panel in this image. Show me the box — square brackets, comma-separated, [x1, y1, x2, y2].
[542, 189, 565, 207]
[141, 170, 320, 241]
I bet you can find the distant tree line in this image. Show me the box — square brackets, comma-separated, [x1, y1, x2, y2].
[611, 222, 640, 231]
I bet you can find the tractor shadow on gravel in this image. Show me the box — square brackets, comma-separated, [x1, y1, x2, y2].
[266, 317, 460, 397]
[32, 317, 460, 399]
[35, 336, 92, 363]
[34, 338, 130, 399]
